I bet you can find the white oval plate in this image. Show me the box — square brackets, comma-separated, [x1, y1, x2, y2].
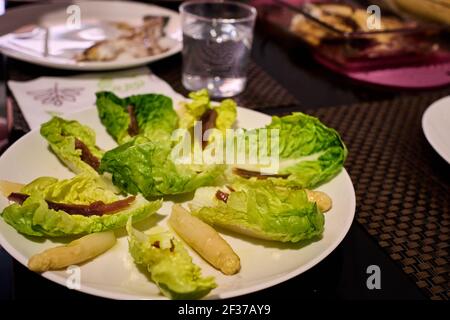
[0, 1, 182, 71]
[422, 96, 450, 164]
[0, 107, 355, 300]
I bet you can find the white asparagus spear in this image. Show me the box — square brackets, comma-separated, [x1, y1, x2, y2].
[305, 190, 332, 213]
[169, 204, 240, 275]
[0, 180, 25, 197]
[28, 231, 116, 272]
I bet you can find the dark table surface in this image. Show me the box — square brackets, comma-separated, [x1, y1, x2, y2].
[0, 0, 448, 301]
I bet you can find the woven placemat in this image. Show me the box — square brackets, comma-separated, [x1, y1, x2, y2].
[258, 90, 450, 300]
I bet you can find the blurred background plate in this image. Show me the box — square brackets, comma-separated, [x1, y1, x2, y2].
[0, 1, 182, 71]
[422, 96, 450, 163]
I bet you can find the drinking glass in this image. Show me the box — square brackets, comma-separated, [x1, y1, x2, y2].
[180, 0, 257, 97]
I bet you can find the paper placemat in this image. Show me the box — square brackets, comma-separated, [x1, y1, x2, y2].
[8, 67, 185, 130]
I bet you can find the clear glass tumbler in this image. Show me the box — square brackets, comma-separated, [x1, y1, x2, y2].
[180, 0, 257, 98]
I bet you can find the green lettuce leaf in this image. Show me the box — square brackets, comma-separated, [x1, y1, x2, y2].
[178, 89, 237, 132]
[178, 89, 210, 129]
[96, 91, 178, 145]
[215, 99, 237, 132]
[1, 174, 162, 237]
[96, 91, 129, 144]
[127, 219, 216, 299]
[21, 174, 118, 205]
[99, 136, 225, 197]
[40, 117, 103, 175]
[189, 178, 324, 243]
[234, 112, 347, 189]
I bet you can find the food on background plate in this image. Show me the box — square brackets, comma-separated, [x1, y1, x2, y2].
[41, 117, 104, 175]
[28, 231, 116, 272]
[170, 204, 240, 275]
[391, 0, 450, 26]
[99, 135, 225, 197]
[189, 178, 325, 243]
[96, 91, 178, 145]
[290, 2, 405, 43]
[233, 112, 347, 189]
[77, 16, 169, 62]
[127, 218, 216, 299]
[290, 2, 409, 44]
[289, 2, 435, 60]
[0, 174, 162, 237]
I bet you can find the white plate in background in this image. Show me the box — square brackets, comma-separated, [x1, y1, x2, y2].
[422, 96, 450, 164]
[0, 1, 182, 71]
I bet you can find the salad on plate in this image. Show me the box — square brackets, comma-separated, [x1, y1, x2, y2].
[0, 89, 347, 299]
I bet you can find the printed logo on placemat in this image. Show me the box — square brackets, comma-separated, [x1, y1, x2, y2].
[27, 83, 84, 107]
